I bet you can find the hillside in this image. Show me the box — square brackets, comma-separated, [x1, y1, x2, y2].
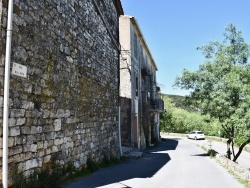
[162, 94, 198, 112]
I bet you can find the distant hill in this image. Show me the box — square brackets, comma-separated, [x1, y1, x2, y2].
[164, 94, 185, 107]
[162, 94, 199, 112]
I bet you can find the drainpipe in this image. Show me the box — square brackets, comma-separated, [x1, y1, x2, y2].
[118, 106, 122, 156]
[118, 44, 123, 156]
[3, 0, 14, 187]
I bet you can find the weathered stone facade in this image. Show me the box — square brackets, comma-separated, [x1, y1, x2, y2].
[0, 0, 123, 183]
[119, 15, 163, 150]
[120, 97, 131, 146]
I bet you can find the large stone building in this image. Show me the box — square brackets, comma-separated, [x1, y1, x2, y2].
[0, 0, 123, 184]
[119, 15, 164, 150]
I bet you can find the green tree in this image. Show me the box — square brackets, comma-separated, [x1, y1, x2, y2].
[175, 24, 250, 162]
[160, 95, 219, 135]
[160, 96, 174, 132]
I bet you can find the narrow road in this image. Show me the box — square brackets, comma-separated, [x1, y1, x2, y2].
[63, 138, 243, 188]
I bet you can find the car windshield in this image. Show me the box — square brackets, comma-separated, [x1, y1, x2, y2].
[197, 131, 203, 134]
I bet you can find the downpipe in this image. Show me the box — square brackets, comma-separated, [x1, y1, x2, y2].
[3, 0, 14, 187]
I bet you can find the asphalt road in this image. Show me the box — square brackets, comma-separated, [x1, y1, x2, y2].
[63, 138, 243, 188]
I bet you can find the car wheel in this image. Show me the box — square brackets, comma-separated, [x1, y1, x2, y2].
[194, 137, 197, 140]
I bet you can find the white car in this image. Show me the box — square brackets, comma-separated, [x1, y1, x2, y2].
[188, 131, 205, 140]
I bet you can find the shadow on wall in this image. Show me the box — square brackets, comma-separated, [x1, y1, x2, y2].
[63, 139, 179, 188]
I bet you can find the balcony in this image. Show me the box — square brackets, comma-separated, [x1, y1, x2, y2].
[150, 99, 164, 113]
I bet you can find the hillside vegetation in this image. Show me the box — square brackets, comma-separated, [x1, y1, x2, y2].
[160, 94, 222, 137]
[162, 94, 197, 112]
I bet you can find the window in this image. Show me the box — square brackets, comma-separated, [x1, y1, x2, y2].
[136, 77, 138, 97]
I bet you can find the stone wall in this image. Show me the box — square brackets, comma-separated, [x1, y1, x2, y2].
[0, 0, 122, 182]
[215, 153, 250, 181]
[120, 97, 131, 147]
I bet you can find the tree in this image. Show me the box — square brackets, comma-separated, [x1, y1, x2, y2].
[175, 24, 250, 162]
[160, 96, 174, 132]
[160, 95, 220, 135]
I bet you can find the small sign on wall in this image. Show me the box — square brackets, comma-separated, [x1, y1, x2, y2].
[12, 63, 27, 78]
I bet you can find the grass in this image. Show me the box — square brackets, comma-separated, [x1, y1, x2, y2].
[217, 160, 250, 188]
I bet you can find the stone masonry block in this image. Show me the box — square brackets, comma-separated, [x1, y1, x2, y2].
[25, 159, 38, 170]
[30, 144, 37, 152]
[43, 155, 51, 163]
[9, 146, 23, 156]
[16, 118, 26, 125]
[21, 101, 34, 110]
[31, 126, 42, 134]
[0, 96, 3, 108]
[54, 119, 62, 131]
[54, 138, 64, 146]
[21, 126, 31, 134]
[8, 118, 16, 127]
[9, 127, 21, 136]
[10, 109, 25, 118]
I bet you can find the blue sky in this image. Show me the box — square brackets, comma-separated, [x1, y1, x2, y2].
[120, 0, 250, 96]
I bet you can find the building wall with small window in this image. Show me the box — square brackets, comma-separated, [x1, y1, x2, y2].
[119, 15, 159, 150]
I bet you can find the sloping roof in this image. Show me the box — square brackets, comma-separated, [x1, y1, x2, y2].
[114, 0, 124, 15]
[122, 15, 158, 71]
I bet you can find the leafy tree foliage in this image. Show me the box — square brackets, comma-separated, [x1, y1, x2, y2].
[175, 24, 250, 162]
[160, 95, 221, 136]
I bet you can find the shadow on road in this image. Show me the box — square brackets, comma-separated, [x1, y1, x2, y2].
[145, 138, 179, 154]
[63, 139, 179, 188]
[191, 153, 209, 157]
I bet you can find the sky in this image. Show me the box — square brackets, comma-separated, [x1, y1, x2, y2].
[120, 0, 250, 96]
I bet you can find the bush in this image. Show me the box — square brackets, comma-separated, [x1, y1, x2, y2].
[160, 95, 222, 137]
[86, 158, 100, 172]
[208, 149, 217, 157]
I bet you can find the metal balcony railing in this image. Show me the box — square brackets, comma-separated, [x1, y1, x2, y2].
[150, 99, 164, 112]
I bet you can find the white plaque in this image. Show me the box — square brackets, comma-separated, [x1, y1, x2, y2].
[12, 63, 27, 78]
